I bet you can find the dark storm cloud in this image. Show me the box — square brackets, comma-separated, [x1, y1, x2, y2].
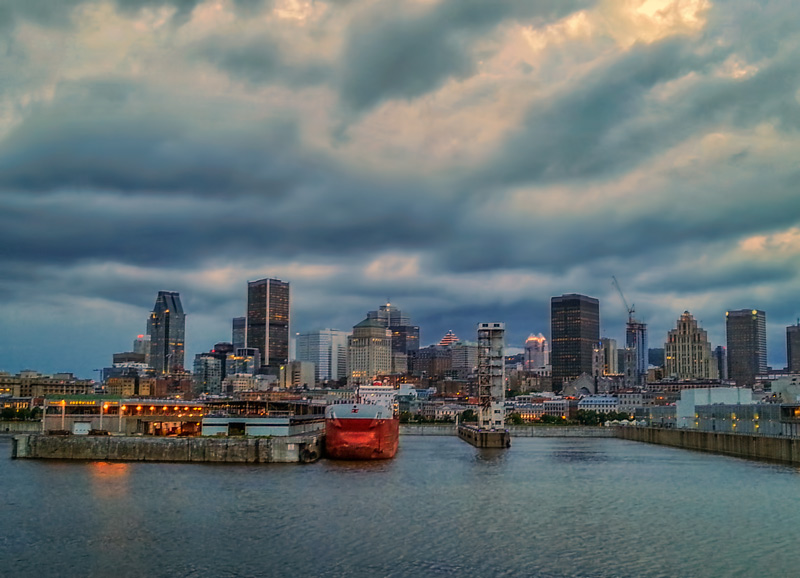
[195, 36, 329, 87]
[338, 0, 591, 112]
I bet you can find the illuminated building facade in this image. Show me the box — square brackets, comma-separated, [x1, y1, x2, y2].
[665, 311, 717, 380]
[726, 309, 767, 386]
[347, 318, 392, 386]
[147, 291, 185, 375]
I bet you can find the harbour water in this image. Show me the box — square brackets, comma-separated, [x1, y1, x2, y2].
[3, 435, 800, 577]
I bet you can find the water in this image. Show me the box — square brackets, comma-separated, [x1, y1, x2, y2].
[2, 435, 800, 577]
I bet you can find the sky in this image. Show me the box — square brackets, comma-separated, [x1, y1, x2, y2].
[2, 0, 800, 378]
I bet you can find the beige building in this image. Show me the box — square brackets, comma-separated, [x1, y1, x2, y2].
[347, 318, 392, 386]
[665, 311, 718, 380]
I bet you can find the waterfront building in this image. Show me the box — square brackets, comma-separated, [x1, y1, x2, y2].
[246, 278, 290, 368]
[477, 322, 505, 429]
[577, 395, 619, 414]
[524, 334, 550, 370]
[674, 387, 754, 429]
[296, 329, 349, 384]
[147, 291, 185, 375]
[347, 318, 392, 386]
[664, 311, 718, 381]
[232, 317, 246, 352]
[726, 309, 767, 387]
[787, 323, 800, 373]
[550, 294, 600, 391]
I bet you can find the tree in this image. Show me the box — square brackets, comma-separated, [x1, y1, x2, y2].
[461, 409, 477, 423]
[507, 412, 525, 425]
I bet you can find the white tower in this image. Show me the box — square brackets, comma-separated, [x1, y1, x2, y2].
[477, 322, 505, 429]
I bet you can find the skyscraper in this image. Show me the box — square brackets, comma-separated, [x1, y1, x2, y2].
[726, 309, 767, 386]
[626, 320, 648, 386]
[550, 294, 600, 391]
[347, 318, 392, 385]
[788, 323, 800, 373]
[232, 317, 246, 352]
[147, 291, 185, 375]
[524, 333, 550, 370]
[665, 311, 717, 380]
[246, 278, 290, 368]
[296, 329, 349, 384]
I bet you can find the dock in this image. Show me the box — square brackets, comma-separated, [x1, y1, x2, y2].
[457, 424, 511, 448]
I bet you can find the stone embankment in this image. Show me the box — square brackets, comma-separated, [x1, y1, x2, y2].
[1, 421, 40, 435]
[618, 427, 800, 465]
[12, 432, 324, 464]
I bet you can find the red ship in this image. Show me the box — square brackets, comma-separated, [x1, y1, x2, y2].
[324, 383, 399, 460]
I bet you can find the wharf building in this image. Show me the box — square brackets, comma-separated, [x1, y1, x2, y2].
[726, 309, 767, 387]
[550, 294, 600, 392]
[347, 318, 392, 386]
[787, 323, 800, 373]
[664, 311, 717, 380]
[246, 278, 290, 369]
[147, 291, 185, 375]
[476, 322, 506, 429]
[295, 329, 349, 384]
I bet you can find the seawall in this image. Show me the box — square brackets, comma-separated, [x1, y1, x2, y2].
[12, 433, 323, 464]
[1, 421, 41, 435]
[618, 427, 800, 465]
[400, 424, 616, 437]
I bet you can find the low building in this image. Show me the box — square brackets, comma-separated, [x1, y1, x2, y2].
[675, 387, 754, 429]
[695, 403, 781, 436]
[578, 395, 619, 414]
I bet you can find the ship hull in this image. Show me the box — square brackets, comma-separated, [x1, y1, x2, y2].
[325, 414, 399, 460]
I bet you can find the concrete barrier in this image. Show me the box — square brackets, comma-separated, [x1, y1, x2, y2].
[11, 433, 324, 464]
[400, 424, 616, 437]
[0, 421, 41, 435]
[618, 427, 800, 465]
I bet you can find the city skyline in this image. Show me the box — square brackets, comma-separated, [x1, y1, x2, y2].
[2, 0, 800, 377]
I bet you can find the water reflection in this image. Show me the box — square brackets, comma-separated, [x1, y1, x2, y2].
[88, 462, 130, 499]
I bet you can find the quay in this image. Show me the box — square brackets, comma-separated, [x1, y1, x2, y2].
[457, 424, 511, 448]
[11, 431, 324, 463]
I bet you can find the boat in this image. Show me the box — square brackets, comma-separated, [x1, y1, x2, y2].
[324, 381, 400, 460]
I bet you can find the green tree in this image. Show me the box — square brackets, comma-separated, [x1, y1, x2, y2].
[461, 409, 477, 423]
[507, 412, 525, 425]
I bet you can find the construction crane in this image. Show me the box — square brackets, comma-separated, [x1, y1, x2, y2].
[612, 276, 635, 323]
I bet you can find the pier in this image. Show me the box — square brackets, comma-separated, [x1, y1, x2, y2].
[457, 424, 511, 448]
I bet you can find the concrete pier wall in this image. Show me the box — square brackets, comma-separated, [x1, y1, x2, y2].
[12, 433, 324, 464]
[1, 421, 41, 435]
[400, 424, 616, 437]
[618, 427, 800, 465]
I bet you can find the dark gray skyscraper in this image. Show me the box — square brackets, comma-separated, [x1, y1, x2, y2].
[246, 278, 290, 368]
[726, 309, 767, 386]
[147, 291, 185, 375]
[232, 316, 246, 352]
[787, 323, 800, 373]
[551, 294, 600, 392]
[626, 320, 648, 386]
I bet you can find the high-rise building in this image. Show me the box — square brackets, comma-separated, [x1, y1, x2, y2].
[524, 334, 550, 370]
[296, 329, 349, 384]
[713, 346, 728, 380]
[648, 348, 665, 367]
[551, 294, 600, 391]
[665, 311, 717, 380]
[147, 291, 185, 375]
[788, 323, 800, 373]
[347, 318, 392, 386]
[246, 278, 290, 368]
[193, 353, 224, 395]
[367, 302, 410, 327]
[133, 334, 151, 366]
[726, 309, 767, 386]
[365, 301, 418, 372]
[600, 337, 618, 375]
[626, 320, 648, 386]
[451, 340, 478, 378]
[232, 317, 246, 352]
